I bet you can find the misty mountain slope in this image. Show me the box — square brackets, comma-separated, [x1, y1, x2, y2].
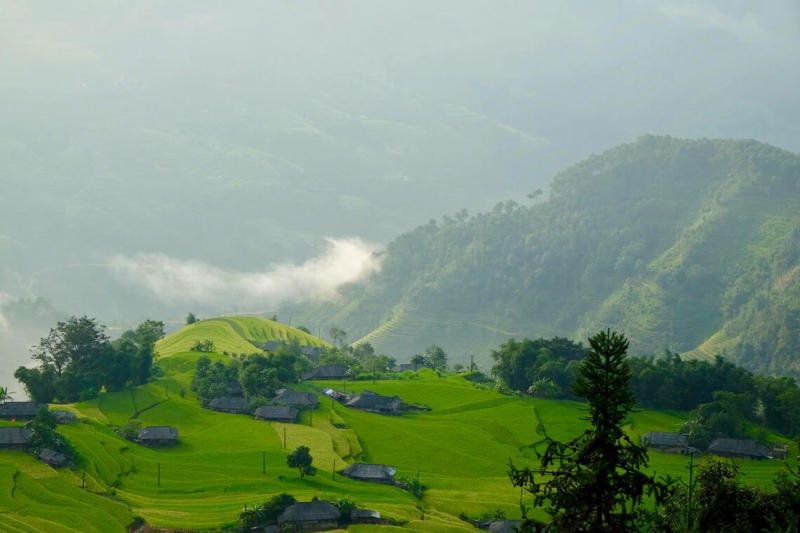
[285, 136, 800, 375]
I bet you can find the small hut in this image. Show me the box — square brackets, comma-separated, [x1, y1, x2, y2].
[302, 365, 348, 381]
[707, 438, 771, 460]
[52, 410, 77, 424]
[138, 426, 179, 447]
[342, 463, 397, 485]
[208, 395, 249, 414]
[345, 390, 403, 415]
[642, 432, 691, 454]
[39, 448, 68, 468]
[0, 427, 33, 449]
[254, 405, 299, 423]
[0, 402, 41, 420]
[351, 508, 382, 524]
[277, 500, 340, 531]
[272, 389, 318, 409]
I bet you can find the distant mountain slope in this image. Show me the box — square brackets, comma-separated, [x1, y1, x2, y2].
[286, 136, 800, 375]
[156, 316, 329, 358]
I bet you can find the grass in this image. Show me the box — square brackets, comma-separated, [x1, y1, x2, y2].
[1, 321, 796, 531]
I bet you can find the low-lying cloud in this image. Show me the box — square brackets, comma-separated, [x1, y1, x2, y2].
[110, 237, 382, 306]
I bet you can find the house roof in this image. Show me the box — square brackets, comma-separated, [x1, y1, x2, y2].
[272, 389, 318, 407]
[138, 426, 179, 441]
[39, 448, 67, 467]
[208, 395, 249, 411]
[489, 520, 523, 533]
[0, 402, 41, 417]
[342, 463, 397, 481]
[302, 365, 348, 380]
[708, 438, 771, 458]
[257, 340, 287, 352]
[0, 426, 32, 445]
[300, 345, 325, 358]
[345, 390, 402, 410]
[254, 405, 298, 421]
[277, 501, 340, 525]
[643, 432, 688, 448]
[351, 508, 381, 520]
[226, 380, 244, 396]
[52, 410, 77, 423]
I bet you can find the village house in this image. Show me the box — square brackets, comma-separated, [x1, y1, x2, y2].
[642, 432, 694, 454]
[138, 426, 179, 447]
[395, 362, 423, 372]
[341, 463, 397, 485]
[225, 380, 244, 396]
[0, 401, 42, 420]
[302, 365, 348, 381]
[256, 340, 286, 352]
[272, 389, 318, 409]
[208, 395, 249, 414]
[39, 448, 68, 468]
[707, 438, 772, 460]
[253, 405, 298, 423]
[276, 500, 340, 531]
[345, 390, 403, 415]
[350, 508, 382, 525]
[300, 345, 325, 362]
[52, 410, 77, 424]
[0, 427, 32, 449]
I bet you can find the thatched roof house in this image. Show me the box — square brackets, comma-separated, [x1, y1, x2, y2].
[300, 345, 325, 362]
[342, 463, 397, 484]
[208, 395, 249, 414]
[226, 380, 244, 396]
[277, 500, 340, 531]
[0, 401, 41, 419]
[257, 340, 286, 352]
[0, 427, 32, 448]
[39, 448, 68, 468]
[138, 426, 179, 446]
[254, 405, 298, 423]
[707, 438, 771, 460]
[302, 365, 348, 381]
[351, 508, 381, 524]
[642, 432, 691, 454]
[272, 389, 318, 409]
[345, 390, 403, 414]
[52, 410, 77, 424]
[488, 520, 523, 533]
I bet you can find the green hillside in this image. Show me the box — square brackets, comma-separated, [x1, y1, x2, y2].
[156, 316, 330, 358]
[284, 136, 800, 376]
[0, 337, 795, 531]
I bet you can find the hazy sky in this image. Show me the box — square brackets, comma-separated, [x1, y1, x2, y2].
[0, 0, 798, 324]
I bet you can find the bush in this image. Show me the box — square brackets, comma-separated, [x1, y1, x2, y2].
[398, 475, 426, 500]
[119, 420, 141, 441]
[240, 493, 296, 528]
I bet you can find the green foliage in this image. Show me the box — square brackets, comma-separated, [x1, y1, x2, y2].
[509, 330, 668, 532]
[190, 339, 215, 353]
[491, 337, 586, 395]
[239, 493, 296, 528]
[411, 344, 448, 372]
[186, 312, 197, 325]
[286, 445, 313, 478]
[335, 496, 357, 523]
[26, 408, 75, 461]
[287, 137, 800, 376]
[119, 420, 141, 441]
[398, 474, 426, 500]
[14, 316, 160, 403]
[0, 386, 11, 403]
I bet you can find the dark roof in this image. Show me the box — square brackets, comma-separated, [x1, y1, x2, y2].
[489, 520, 522, 533]
[0, 402, 41, 417]
[208, 395, 249, 412]
[52, 410, 77, 423]
[300, 345, 325, 358]
[345, 390, 402, 411]
[258, 340, 287, 352]
[277, 501, 340, 525]
[0, 426, 32, 445]
[138, 426, 179, 441]
[39, 448, 67, 467]
[342, 463, 397, 481]
[272, 389, 318, 408]
[708, 438, 771, 458]
[254, 405, 298, 421]
[302, 365, 348, 380]
[643, 432, 689, 448]
[226, 380, 244, 396]
[351, 508, 381, 520]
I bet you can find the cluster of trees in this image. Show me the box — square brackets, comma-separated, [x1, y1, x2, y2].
[509, 330, 800, 533]
[491, 337, 800, 441]
[318, 341, 396, 376]
[15, 316, 164, 403]
[192, 341, 309, 409]
[410, 344, 448, 372]
[27, 408, 75, 462]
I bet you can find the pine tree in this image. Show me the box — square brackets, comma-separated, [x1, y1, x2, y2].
[509, 329, 669, 532]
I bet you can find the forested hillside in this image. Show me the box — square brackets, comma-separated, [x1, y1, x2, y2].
[286, 136, 800, 375]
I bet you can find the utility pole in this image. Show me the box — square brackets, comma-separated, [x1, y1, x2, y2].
[332, 459, 336, 480]
[470, 354, 474, 372]
[283, 427, 287, 449]
[82, 465, 86, 488]
[262, 451, 266, 474]
[157, 463, 161, 488]
[686, 452, 695, 533]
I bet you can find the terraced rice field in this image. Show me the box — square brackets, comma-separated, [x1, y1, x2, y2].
[0, 318, 795, 531]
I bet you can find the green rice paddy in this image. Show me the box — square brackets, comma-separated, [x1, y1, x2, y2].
[0, 317, 795, 532]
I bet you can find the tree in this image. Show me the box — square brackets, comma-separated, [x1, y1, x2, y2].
[0, 386, 11, 403]
[240, 493, 297, 528]
[328, 327, 347, 348]
[508, 330, 667, 532]
[287, 445, 313, 478]
[186, 313, 197, 324]
[423, 345, 448, 371]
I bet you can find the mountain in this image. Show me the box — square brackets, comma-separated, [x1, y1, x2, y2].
[285, 136, 800, 375]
